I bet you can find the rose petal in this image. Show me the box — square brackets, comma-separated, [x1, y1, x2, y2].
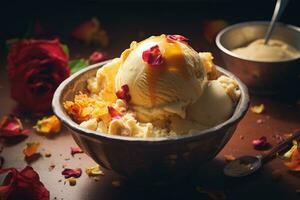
[167, 34, 189, 43]
[33, 115, 61, 134]
[107, 106, 121, 119]
[0, 166, 49, 200]
[0, 115, 30, 138]
[116, 84, 131, 102]
[251, 104, 265, 114]
[23, 142, 40, 157]
[71, 147, 83, 156]
[252, 136, 268, 149]
[142, 45, 164, 65]
[89, 51, 108, 64]
[85, 165, 104, 177]
[62, 168, 82, 178]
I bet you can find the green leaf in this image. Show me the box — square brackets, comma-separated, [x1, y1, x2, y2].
[61, 44, 69, 56]
[69, 59, 89, 74]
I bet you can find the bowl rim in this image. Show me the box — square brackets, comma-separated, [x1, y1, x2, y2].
[52, 60, 250, 144]
[216, 21, 300, 63]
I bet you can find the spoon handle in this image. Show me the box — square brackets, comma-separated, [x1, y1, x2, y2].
[264, 0, 290, 44]
[261, 129, 300, 163]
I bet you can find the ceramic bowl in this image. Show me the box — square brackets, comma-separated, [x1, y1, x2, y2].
[52, 60, 249, 182]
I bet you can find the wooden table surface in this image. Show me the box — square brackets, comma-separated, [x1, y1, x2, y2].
[1, 7, 300, 199]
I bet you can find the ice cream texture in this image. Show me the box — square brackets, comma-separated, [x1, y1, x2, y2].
[232, 39, 300, 61]
[64, 34, 240, 137]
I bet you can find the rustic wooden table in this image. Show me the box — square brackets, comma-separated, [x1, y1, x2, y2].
[1, 9, 300, 199]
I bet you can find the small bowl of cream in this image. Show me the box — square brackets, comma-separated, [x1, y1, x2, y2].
[216, 21, 300, 94]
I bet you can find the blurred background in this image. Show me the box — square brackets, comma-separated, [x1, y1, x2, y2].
[1, 0, 299, 46]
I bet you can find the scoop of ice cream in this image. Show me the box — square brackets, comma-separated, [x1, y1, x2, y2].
[232, 39, 300, 61]
[115, 35, 206, 120]
[186, 75, 240, 127]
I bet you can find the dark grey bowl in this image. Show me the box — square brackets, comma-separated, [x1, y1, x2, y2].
[216, 21, 300, 94]
[52, 60, 249, 182]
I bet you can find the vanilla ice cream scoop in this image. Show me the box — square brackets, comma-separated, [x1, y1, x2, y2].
[232, 39, 300, 61]
[186, 75, 240, 127]
[115, 35, 206, 120]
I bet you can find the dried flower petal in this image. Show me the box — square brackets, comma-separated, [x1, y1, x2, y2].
[251, 104, 265, 114]
[71, 146, 83, 156]
[67, 177, 77, 186]
[85, 165, 104, 177]
[89, 51, 108, 64]
[252, 136, 268, 149]
[283, 140, 300, 171]
[44, 152, 51, 158]
[0, 166, 49, 200]
[167, 34, 189, 43]
[23, 142, 40, 157]
[285, 149, 300, 171]
[224, 154, 236, 162]
[62, 168, 82, 178]
[283, 140, 298, 160]
[116, 84, 131, 102]
[33, 115, 61, 134]
[107, 106, 121, 119]
[48, 164, 55, 172]
[142, 45, 164, 65]
[0, 115, 30, 138]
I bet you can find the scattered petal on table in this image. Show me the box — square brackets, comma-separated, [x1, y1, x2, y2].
[0, 115, 30, 138]
[67, 177, 77, 186]
[252, 136, 269, 149]
[62, 168, 82, 178]
[71, 146, 83, 156]
[33, 115, 61, 134]
[23, 142, 40, 157]
[250, 104, 265, 114]
[283, 140, 300, 171]
[85, 165, 104, 177]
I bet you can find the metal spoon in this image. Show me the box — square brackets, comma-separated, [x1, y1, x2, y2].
[224, 129, 300, 177]
[264, 0, 290, 45]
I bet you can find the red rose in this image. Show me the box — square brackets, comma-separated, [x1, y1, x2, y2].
[0, 166, 49, 200]
[7, 39, 70, 115]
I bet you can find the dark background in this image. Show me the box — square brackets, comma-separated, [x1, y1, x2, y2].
[1, 0, 300, 41]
